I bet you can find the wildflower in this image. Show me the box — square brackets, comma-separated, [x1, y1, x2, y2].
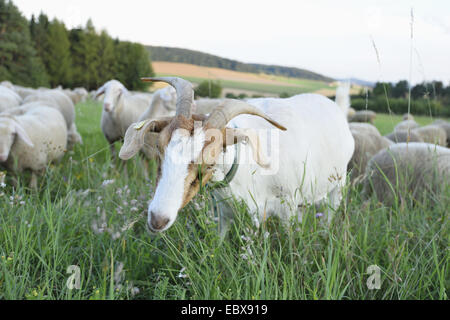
[0, 182, 5, 188]
[178, 267, 188, 278]
[102, 179, 115, 187]
[315, 212, 324, 218]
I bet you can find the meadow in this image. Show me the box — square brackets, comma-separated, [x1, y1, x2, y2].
[0, 100, 448, 300]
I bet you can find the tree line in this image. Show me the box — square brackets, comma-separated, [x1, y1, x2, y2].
[0, 0, 153, 91]
[351, 80, 450, 117]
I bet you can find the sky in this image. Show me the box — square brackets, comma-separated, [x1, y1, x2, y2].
[13, 0, 450, 84]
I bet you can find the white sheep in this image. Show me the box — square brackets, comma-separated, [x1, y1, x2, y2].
[394, 119, 419, 132]
[385, 130, 424, 143]
[412, 125, 447, 147]
[23, 90, 82, 149]
[0, 86, 22, 112]
[96, 80, 152, 157]
[363, 142, 450, 206]
[0, 105, 67, 188]
[349, 110, 377, 123]
[433, 119, 450, 147]
[348, 123, 392, 183]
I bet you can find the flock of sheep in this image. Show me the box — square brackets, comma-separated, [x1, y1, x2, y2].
[0, 77, 449, 232]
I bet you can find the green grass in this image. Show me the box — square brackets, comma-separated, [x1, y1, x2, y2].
[0, 101, 448, 300]
[155, 74, 331, 96]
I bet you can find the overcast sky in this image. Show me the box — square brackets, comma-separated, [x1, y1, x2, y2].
[13, 0, 450, 84]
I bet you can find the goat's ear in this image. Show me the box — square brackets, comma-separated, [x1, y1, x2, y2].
[224, 128, 270, 168]
[119, 120, 154, 160]
[14, 122, 34, 147]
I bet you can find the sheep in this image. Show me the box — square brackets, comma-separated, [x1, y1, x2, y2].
[96, 80, 153, 157]
[347, 107, 356, 121]
[12, 85, 36, 100]
[385, 130, 424, 143]
[119, 77, 354, 233]
[348, 123, 392, 183]
[1, 80, 14, 90]
[403, 113, 414, 121]
[138, 86, 176, 121]
[363, 143, 450, 206]
[23, 90, 82, 149]
[433, 119, 450, 147]
[394, 119, 419, 132]
[412, 125, 447, 147]
[73, 87, 89, 103]
[0, 105, 67, 189]
[349, 110, 377, 123]
[0, 86, 22, 112]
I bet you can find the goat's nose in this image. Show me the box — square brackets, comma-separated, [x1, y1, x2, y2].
[149, 212, 170, 231]
[0, 154, 7, 162]
[104, 103, 111, 112]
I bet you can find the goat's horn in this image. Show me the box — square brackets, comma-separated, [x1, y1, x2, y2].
[142, 77, 193, 119]
[204, 99, 287, 131]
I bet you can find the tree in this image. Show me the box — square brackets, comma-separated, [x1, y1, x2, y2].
[411, 83, 428, 100]
[195, 80, 222, 98]
[70, 20, 101, 89]
[45, 19, 72, 87]
[115, 41, 153, 91]
[97, 30, 116, 84]
[0, 0, 49, 87]
[392, 80, 409, 98]
[372, 82, 392, 97]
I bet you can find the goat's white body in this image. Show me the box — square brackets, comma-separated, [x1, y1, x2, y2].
[212, 94, 354, 223]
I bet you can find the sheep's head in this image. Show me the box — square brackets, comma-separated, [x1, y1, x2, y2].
[119, 77, 286, 232]
[95, 80, 127, 113]
[0, 117, 33, 162]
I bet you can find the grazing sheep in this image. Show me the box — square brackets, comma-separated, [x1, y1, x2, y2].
[138, 86, 176, 121]
[0, 86, 22, 112]
[23, 90, 82, 149]
[412, 125, 447, 146]
[347, 107, 356, 121]
[433, 119, 450, 147]
[12, 85, 36, 100]
[394, 119, 419, 132]
[385, 130, 424, 143]
[363, 143, 450, 205]
[349, 110, 376, 123]
[348, 123, 392, 183]
[73, 87, 89, 103]
[96, 80, 152, 157]
[402, 113, 414, 121]
[0, 105, 67, 188]
[1, 80, 14, 90]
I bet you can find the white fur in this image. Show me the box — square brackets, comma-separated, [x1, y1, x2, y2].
[97, 80, 152, 153]
[212, 93, 354, 225]
[148, 128, 206, 231]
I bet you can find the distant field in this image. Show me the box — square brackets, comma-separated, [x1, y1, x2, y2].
[152, 61, 347, 97]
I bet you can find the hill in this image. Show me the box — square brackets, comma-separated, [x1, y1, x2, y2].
[146, 46, 334, 82]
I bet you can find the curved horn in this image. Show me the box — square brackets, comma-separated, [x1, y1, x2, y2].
[142, 77, 193, 119]
[204, 99, 287, 131]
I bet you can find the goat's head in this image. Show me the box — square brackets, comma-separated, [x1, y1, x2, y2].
[119, 77, 286, 232]
[95, 80, 127, 113]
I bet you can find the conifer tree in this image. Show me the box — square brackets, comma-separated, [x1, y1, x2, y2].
[0, 0, 49, 87]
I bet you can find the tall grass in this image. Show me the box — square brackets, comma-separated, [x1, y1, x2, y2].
[0, 100, 448, 300]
